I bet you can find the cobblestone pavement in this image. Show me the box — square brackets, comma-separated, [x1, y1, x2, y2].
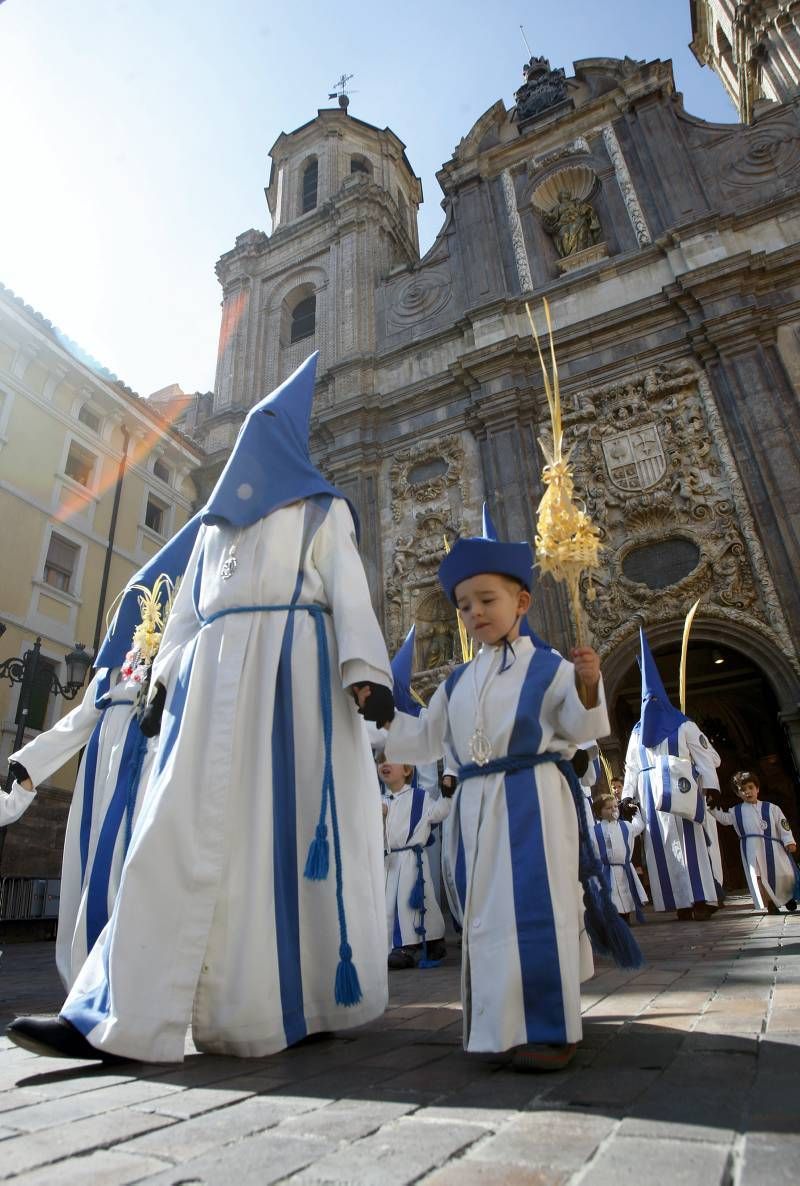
[0, 897, 797, 1185]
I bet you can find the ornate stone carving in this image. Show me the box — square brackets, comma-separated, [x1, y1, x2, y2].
[531, 138, 591, 172]
[513, 57, 569, 123]
[717, 120, 800, 189]
[389, 435, 466, 522]
[500, 170, 533, 293]
[601, 123, 652, 247]
[565, 361, 796, 664]
[386, 270, 451, 329]
[532, 166, 602, 259]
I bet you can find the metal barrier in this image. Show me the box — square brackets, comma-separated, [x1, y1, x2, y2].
[0, 877, 60, 921]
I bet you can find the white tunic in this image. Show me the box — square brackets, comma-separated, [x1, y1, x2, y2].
[0, 783, 36, 826]
[593, 814, 647, 916]
[12, 670, 156, 989]
[63, 497, 392, 1062]
[385, 636, 609, 1053]
[383, 782, 450, 949]
[624, 721, 720, 911]
[712, 800, 797, 908]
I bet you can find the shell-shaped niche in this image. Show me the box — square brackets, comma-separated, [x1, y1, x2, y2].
[531, 164, 597, 212]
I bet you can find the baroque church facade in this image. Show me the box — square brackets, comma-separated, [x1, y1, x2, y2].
[178, 51, 800, 802]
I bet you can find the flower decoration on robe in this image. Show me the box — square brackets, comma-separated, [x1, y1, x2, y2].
[117, 574, 177, 711]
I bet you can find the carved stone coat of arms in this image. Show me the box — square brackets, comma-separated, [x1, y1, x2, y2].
[602, 425, 666, 492]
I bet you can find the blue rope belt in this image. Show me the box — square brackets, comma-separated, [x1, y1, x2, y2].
[457, 751, 644, 969]
[197, 600, 362, 1006]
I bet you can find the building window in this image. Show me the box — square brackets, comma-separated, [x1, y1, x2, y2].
[64, 441, 96, 487]
[290, 295, 316, 343]
[301, 159, 318, 213]
[145, 495, 167, 535]
[153, 458, 171, 484]
[350, 155, 371, 176]
[43, 533, 79, 593]
[77, 404, 101, 432]
[17, 656, 57, 731]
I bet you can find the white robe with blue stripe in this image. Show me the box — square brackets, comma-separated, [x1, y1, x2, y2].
[623, 721, 720, 912]
[12, 669, 155, 988]
[383, 782, 450, 949]
[385, 636, 609, 1053]
[712, 801, 797, 908]
[62, 497, 392, 1062]
[593, 815, 647, 915]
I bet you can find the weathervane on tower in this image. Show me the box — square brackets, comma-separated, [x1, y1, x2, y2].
[328, 72, 355, 111]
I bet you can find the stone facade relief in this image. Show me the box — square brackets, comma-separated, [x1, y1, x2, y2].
[383, 433, 482, 698]
[564, 361, 797, 667]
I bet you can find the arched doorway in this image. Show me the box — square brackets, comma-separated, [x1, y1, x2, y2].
[603, 623, 800, 891]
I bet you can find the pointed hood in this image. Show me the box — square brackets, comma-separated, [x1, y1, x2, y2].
[94, 511, 203, 671]
[480, 502, 550, 649]
[638, 626, 688, 747]
[391, 626, 421, 717]
[201, 352, 357, 533]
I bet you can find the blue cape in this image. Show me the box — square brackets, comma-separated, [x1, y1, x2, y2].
[638, 626, 689, 748]
[94, 511, 203, 671]
[201, 352, 358, 534]
[391, 625, 421, 717]
[438, 536, 533, 604]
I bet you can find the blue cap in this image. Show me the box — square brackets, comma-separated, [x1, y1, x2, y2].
[391, 625, 421, 717]
[94, 511, 202, 671]
[438, 537, 533, 604]
[638, 626, 688, 748]
[201, 352, 358, 534]
[480, 503, 550, 648]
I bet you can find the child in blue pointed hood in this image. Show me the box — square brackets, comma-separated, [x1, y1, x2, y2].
[9, 354, 396, 1065]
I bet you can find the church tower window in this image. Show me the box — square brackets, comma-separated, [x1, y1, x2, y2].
[350, 155, 371, 176]
[301, 159, 318, 213]
[290, 294, 316, 343]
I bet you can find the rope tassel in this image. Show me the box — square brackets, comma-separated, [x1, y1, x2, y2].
[335, 942, 362, 1007]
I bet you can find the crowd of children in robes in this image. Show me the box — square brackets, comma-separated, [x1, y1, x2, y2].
[3, 353, 797, 1076]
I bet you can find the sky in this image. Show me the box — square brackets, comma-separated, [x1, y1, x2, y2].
[0, 1, 737, 398]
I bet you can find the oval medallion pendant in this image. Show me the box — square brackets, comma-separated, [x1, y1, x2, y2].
[469, 728, 493, 767]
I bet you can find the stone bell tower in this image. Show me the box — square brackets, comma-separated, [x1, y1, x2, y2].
[193, 96, 423, 476]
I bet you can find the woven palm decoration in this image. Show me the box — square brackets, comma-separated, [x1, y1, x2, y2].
[525, 298, 601, 646]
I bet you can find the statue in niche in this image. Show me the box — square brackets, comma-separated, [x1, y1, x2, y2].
[421, 619, 455, 670]
[541, 190, 602, 258]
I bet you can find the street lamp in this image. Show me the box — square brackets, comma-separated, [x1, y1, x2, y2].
[1, 636, 93, 793]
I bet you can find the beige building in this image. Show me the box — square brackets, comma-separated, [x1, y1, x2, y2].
[0, 283, 202, 877]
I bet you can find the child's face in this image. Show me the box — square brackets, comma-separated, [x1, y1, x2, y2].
[611, 779, 623, 799]
[737, 781, 759, 803]
[454, 573, 531, 646]
[600, 801, 619, 821]
[378, 760, 411, 790]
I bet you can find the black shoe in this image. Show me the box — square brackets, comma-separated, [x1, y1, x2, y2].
[676, 907, 694, 921]
[692, 904, 715, 921]
[424, 938, 447, 961]
[785, 899, 797, 913]
[6, 1016, 128, 1063]
[387, 948, 415, 970]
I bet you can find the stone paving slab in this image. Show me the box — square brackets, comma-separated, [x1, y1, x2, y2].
[0, 897, 797, 1184]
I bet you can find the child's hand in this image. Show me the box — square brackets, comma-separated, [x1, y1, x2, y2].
[350, 682, 395, 728]
[787, 842, 797, 854]
[571, 647, 601, 704]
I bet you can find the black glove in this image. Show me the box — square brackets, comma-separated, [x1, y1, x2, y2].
[8, 760, 31, 785]
[570, 749, 590, 779]
[139, 682, 166, 738]
[440, 774, 458, 799]
[352, 682, 395, 728]
[704, 787, 723, 810]
[619, 796, 639, 821]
